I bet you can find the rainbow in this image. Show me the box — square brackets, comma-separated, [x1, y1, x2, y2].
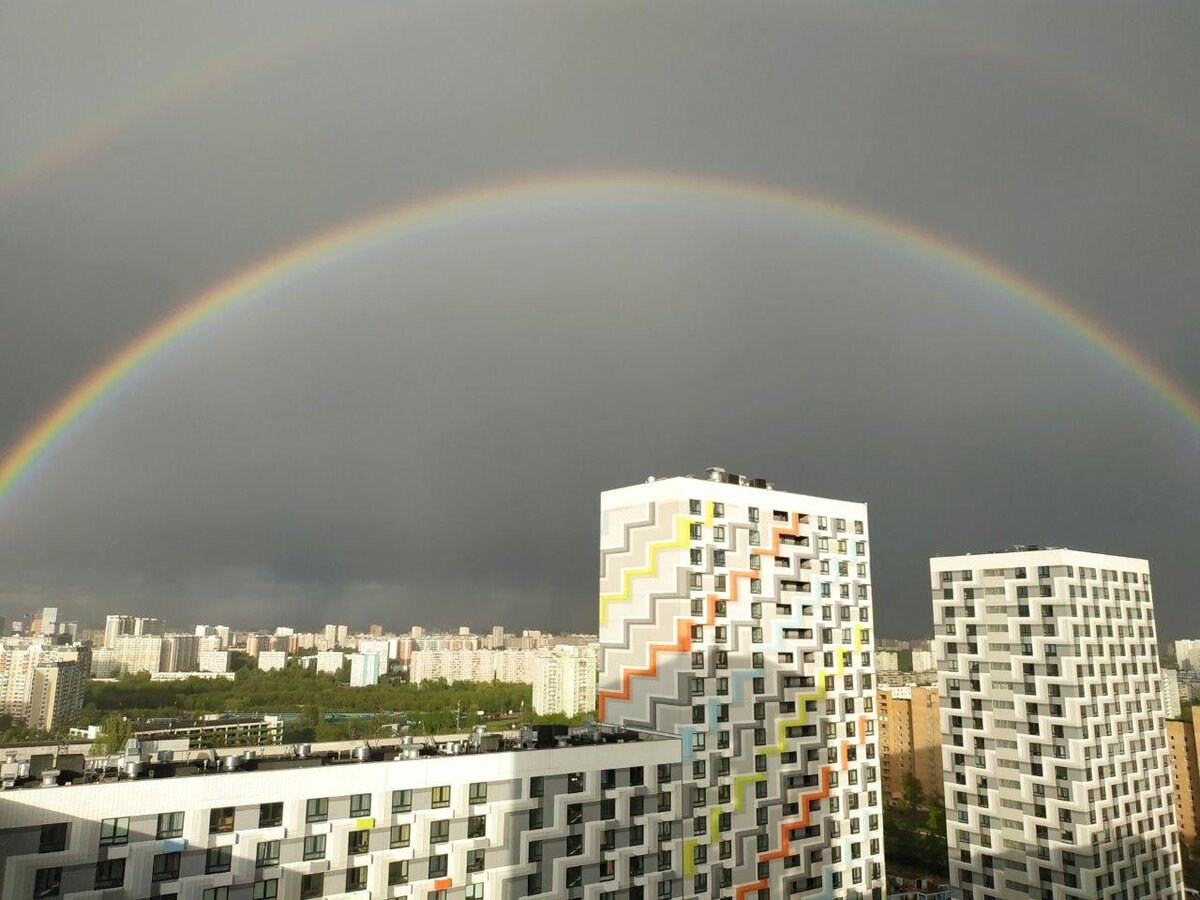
[2, 171, 1198, 505]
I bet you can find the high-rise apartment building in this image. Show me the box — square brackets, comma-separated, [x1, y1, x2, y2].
[1174, 640, 1200, 672]
[1163, 668, 1183, 720]
[932, 547, 1183, 898]
[532, 646, 598, 717]
[0, 640, 87, 727]
[1166, 718, 1200, 842]
[598, 469, 885, 899]
[349, 652, 381, 687]
[103, 615, 164, 648]
[878, 684, 942, 805]
[28, 661, 86, 731]
[160, 633, 200, 673]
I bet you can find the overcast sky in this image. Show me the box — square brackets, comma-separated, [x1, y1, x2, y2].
[0, 1, 1197, 638]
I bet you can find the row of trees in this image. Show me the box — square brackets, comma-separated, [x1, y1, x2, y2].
[79, 668, 584, 744]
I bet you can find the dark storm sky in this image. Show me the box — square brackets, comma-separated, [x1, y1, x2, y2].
[0, 1, 1197, 638]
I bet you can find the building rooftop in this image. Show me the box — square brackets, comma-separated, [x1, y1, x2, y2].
[0, 722, 665, 792]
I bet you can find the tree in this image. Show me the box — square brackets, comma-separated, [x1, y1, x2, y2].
[900, 773, 926, 812]
[91, 714, 134, 756]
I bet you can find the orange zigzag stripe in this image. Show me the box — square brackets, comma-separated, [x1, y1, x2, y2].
[755, 723, 871, 870]
[597, 618, 693, 721]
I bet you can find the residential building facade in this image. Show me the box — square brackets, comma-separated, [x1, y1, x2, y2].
[878, 684, 942, 805]
[932, 547, 1183, 898]
[598, 470, 885, 899]
[0, 728, 679, 900]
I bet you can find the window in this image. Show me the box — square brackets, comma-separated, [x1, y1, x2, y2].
[469, 781, 488, 804]
[152, 851, 181, 883]
[432, 785, 451, 808]
[94, 858, 126, 890]
[253, 880, 279, 900]
[568, 771, 585, 792]
[468, 848, 486, 872]
[347, 866, 368, 891]
[256, 839, 281, 867]
[391, 823, 411, 848]
[428, 854, 448, 878]
[257, 801, 283, 828]
[302, 834, 326, 860]
[305, 797, 328, 823]
[208, 808, 234, 834]
[157, 811, 184, 839]
[206, 845, 233, 874]
[392, 788, 412, 812]
[99, 817, 130, 846]
[568, 834, 584, 856]
[529, 776, 544, 797]
[299, 874, 324, 900]
[465, 885, 485, 900]
[38, 823, 67, 854]
[430, 819, 451, 844]
[468, 814, 486, 838]
[33, 867, 61, 899]
[388, 860, 409, 885]
[348, 830, 370, 855]
[529, 840, 542, 862]
[203, 890, 229, 900]
[350, 793, 371, 817]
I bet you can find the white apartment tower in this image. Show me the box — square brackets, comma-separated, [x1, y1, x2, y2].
[932, 547, 1183, 899]
[599, 469, 885, 899]
[532, 646, 599, 717]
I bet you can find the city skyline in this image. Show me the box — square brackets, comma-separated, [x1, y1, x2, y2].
[1, 2, 1197, 639]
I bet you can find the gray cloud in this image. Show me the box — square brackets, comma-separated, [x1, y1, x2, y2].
[0, 1, 1197, 638]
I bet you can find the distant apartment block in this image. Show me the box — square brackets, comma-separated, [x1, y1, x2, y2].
[1163, 668, 1183, 720]
[408, 648, 564, 686]
[1167, 718, 1200, 843]
[314, 650, 344, 675]
[257, 651, 288, 672]
[910, 650, 936, 673]
[599, 470, 885, 898]
[0, 639, 87, 730]
[933, 547, 1183, 898]
[103, 615, 164, 649]
[532, 646, 598, 717]
[878, 684, 942, 805]
[349, 653, 380, 687]
[197, 650, 230, 674]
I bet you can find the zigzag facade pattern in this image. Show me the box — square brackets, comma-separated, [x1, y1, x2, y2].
[599, 474, 886, 899]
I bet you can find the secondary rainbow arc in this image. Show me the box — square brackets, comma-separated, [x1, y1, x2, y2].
[1, 171, 1197, 508]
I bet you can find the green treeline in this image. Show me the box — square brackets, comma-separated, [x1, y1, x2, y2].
[883, 775, 950, 879]
[75, 667, 577, 743]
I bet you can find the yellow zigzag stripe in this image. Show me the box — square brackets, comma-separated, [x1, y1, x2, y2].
[854, 623, 865, 652]
[598, 514, 692, 626]
[757, 669, 827, 756]
[683, 838, 697, 876]
[733, 773, 766, 812]
[709, 807, 723, 845]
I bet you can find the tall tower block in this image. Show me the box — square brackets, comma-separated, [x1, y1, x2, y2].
[599, 469, 886, 899]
